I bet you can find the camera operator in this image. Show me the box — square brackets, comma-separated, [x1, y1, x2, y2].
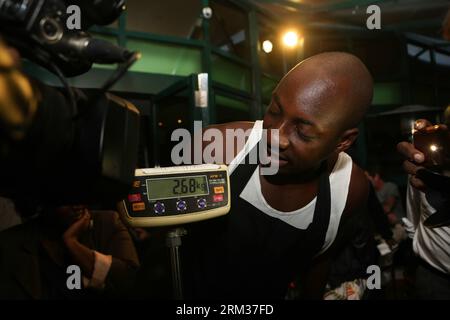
[397, 118, 450, 299]
[0, 35, 142, 299]
[0, 0, 146, 299]
[0, 204, 140, 299]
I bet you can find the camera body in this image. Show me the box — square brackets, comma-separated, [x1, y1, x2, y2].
[413, 124, 450, 173]
[413, 124, 450, 228]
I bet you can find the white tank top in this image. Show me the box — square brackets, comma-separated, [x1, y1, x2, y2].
[406, 182, 450, 274]
[228, 120, 353, 254]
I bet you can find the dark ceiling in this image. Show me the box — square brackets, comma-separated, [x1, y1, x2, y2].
[250, 0, 450, 39]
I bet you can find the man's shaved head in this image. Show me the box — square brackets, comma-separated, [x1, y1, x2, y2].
[263, 52, 373, 174]
[279, 51, 373, 132]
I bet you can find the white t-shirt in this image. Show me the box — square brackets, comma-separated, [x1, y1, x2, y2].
[406, 181, 450, 274]
[228, 120, 353, 254]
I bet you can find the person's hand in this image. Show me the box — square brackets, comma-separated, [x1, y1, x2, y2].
[397, 119, 431, 191]
[61, 208, 95, 278]
[62, 209, 91, 245]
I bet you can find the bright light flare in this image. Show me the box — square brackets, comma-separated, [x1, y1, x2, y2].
[283, 31, 299, 47]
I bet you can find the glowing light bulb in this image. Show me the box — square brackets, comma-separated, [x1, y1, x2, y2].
[262, 40, 273, 53]
[283, 31, 298, 47]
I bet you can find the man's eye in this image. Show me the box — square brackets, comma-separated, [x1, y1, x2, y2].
[297, 129, 313, 142]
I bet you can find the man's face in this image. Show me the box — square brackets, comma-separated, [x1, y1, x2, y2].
[262, 71, 344, 175]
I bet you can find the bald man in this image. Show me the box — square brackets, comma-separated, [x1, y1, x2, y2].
[183, 52, 374, 299]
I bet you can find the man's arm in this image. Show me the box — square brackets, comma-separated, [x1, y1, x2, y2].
[301, 164, 371, 299]
[299, 250, 334, 299]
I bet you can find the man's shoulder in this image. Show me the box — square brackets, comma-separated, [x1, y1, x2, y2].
[344, 162, 370, 217]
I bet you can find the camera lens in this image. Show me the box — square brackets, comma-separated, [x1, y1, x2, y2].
[43, 21, 57, 37]
[39, 17, 63, 42]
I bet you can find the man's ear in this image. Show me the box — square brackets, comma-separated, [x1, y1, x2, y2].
[336, 128, 359, 153]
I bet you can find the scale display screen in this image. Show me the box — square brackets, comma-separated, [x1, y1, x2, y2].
[146, 175, 209, 201]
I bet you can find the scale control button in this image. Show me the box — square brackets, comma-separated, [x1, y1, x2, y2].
[153, 202, 165, 214]
[213, 194, 224, 202]
[197, 198, 207, 209]
[214, 186, 224, 194]
[128, 194, 142, 202]
[132, 202, 145, 211]
[176, 200, 187, 211]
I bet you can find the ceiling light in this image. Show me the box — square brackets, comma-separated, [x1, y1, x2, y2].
[262, 40, 273, 53]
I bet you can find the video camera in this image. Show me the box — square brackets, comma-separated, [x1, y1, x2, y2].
[0, 0, 141, 207]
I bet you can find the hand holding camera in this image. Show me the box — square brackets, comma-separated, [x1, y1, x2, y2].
[413, 122, 450, 172]
[397, 119, 450, 189]
[397, 119, 450, 228]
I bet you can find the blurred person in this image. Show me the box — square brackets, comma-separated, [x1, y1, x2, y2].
[0, 205, 139, 299]
[0, 40, 38, 148]
[366, 168, 407, 243]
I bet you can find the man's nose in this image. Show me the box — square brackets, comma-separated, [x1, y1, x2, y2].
[269, 122, 289, 150]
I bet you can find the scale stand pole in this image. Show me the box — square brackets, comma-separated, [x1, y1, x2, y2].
[166, 227, 187, 299]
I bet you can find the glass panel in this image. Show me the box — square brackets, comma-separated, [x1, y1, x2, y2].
[127, 39, 202, 75]
[261, 75, 278, 104]
[155, 94, 191, 166]
[126, 0, 203, 40]
[215, 95, 251, 123]
[412, 84, 435, 105]
[373, 82, 402, 105]
[211, 54, 251, 92]
[352, 37, 403, 79]
[210, 0, 250, 61]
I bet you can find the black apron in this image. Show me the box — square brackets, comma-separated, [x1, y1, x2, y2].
[183, 143, 331, 299]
